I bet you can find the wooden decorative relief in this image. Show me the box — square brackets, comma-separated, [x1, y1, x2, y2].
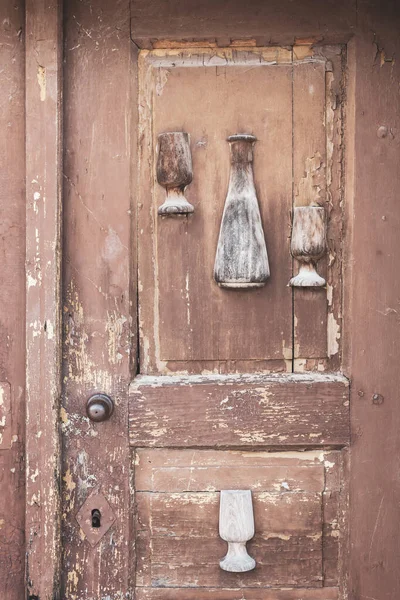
[157, 132, 194, 215]
[289, 206, 327, 287]
[138, 46, 344, 374]
[138, 47, 293, 371]
[219, 490, 256, 572]
[134, 449, 345, 592]
[214, 135, 270, 288]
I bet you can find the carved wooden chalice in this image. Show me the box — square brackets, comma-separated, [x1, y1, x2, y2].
[219, 489, 256, 573]
[289, 206, 327, 287]
[156, 131, 194, 215]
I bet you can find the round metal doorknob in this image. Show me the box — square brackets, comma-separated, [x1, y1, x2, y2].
[86, 393, 114, 422]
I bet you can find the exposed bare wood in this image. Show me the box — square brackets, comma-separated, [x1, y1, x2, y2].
[293, 58, 328, 365]
[219, 490, 256, 572]
[157, 132, 194, 215]
[214, 135, 270, 288]
[130, 374, 349, 447]
[25, 1, 63, 597]
[289, 207, 327, 287]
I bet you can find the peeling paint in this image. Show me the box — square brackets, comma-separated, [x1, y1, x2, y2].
[37, 65, 46, 101]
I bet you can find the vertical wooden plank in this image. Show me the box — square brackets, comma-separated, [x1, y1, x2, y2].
[344, 3, 400, 598]
[0, 2, 26, 598]
[292, 53, 328, 366]
[62, 2, 134, 597]
[25, 1, 63, 598]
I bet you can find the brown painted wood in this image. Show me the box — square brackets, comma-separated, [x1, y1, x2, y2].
[138, 48, 293, 373]
[344, 4, 400, 598]
[61, 2, 135, 597]
[137, 491, 322, 588]
[292, 47, 344, 372]
[134, 450, 342, 590]
[130, 374, 349, 447]
[25, 1, 63, 597]
[0, 2, 25, 597]
[136, 589, 339, 600]
[135, 449, 326, 492]
[131, 0, 356, 47]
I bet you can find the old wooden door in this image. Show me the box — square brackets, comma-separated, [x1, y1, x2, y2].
[21, 2, 399, 600]
[59, 22, 349, 597]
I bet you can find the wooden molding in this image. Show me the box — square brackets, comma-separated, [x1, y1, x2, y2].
[25, 1, 63, 597]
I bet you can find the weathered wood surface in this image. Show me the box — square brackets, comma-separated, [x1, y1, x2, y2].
[138, 48, 293, 372]
[292, 58, 328, 364]
[130, 374, 349, 447]
[214, 135, 270, 289]
[289, 207, 327, 287]
[131, 0, 356, 47]
[156, 131, 194, 215]
[135, 589, 339, 600]
[25, 1, 63, 598]
[135, 449, 326, 492]
[135, 450, 342, 589]
[292, 47, 344, 372]
[344, 3, 400, 599]
[0, 4, 25, 597]
[62, 2, 134, 597]
[219, 490, 256, 572]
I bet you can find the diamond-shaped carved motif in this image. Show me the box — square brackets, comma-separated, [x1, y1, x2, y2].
[76, 487, 116, 547]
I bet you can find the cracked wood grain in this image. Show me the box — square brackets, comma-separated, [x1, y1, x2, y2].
[129, 374, 350, 447]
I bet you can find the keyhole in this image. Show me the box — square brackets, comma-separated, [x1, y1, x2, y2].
[91, 509, 101, 528]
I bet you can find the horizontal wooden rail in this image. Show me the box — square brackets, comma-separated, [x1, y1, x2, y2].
[129, 373, 349, 447]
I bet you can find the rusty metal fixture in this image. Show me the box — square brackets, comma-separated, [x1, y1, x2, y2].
[86, 393, 114, 422]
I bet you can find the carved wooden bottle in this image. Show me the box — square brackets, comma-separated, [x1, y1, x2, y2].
[214, 134, 270, 288]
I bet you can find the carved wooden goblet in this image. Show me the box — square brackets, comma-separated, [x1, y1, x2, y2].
[219, 490, 256, 573]
[289, 206, 327, 287]
[156, 131, 194, 215]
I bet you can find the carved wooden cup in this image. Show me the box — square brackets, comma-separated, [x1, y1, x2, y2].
[289, 206, 327, 287]
[156, 131, 194, 215]
[219, 489, 256, 573]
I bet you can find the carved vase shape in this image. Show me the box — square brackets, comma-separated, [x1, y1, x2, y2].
[156, 131, 194, 215]
[214, 134, 270, 288]
[289, 206, 327, 287]
[219, 490, 256, 573]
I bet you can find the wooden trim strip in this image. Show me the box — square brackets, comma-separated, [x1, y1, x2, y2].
[25, 1, 63, 597]
[135, 587, 339, 600]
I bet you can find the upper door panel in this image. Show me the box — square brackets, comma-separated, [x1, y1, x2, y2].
[138, 47, 344, 375]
